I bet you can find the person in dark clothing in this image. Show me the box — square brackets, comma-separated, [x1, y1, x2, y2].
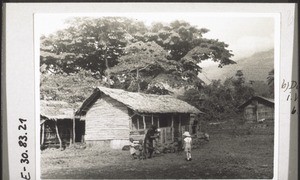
[144, 125, 158, 158]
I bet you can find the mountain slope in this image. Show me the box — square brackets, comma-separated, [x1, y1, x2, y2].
[199, 49, 274, 84]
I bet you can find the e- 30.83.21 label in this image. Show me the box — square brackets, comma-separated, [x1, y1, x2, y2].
[18, 118, 31, 180]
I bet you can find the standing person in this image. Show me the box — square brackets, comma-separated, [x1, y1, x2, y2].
[129, 138, 138, 159]
[183, 131, 192, 161]
[144, 125, 158, 158]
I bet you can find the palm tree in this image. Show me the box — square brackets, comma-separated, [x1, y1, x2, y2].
[267, 69, 274, 86]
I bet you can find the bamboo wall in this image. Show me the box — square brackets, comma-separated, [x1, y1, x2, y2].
[85, 95, 130, 141]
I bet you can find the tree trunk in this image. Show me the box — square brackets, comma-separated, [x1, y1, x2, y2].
[104, 50, 111, 87]
[72, 112, 76, 144]
[41, 123, 45, 145]
[137, 69, 140, 92]
[55, 121, 63, 150]
[171, 115, 174, 142]
[69, 129, 72, 145]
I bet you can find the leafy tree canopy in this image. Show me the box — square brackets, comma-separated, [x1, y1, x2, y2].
[40, 17, 235, 95]
[41, 17, 147, 76]
[40, 67, 103, 103]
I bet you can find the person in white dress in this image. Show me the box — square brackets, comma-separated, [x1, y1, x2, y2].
[183, 131, 192, 161]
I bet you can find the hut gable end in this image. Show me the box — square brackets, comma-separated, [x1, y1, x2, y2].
[238, 96, 274, 121]
[85, 94, 130, 141]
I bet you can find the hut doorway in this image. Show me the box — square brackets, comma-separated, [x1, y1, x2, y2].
[75, 119, 85, 142]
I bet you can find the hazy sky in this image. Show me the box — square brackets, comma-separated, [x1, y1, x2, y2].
[37, 13, 275, 66]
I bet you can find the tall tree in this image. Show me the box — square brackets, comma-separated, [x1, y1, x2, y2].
[40, 68, 103, 103]
[40, 17, 146, 76]
[108, 41, 178, 92]
[109, 20, 235, 92]
[267, 69, 274, 97]
[267, 69, 274, 86]
[231, 70, 254, 106]
[40, 17, 235, 94]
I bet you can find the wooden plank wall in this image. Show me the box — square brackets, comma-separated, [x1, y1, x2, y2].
[85, 95, 130, 141]
[257, 103, 274, 120]
[244, 103, 274, 122]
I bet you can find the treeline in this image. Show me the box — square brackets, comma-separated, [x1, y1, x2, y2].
[179, 70, 274, 121]
[41, 17, 234, 91]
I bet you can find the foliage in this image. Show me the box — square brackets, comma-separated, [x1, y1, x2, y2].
[179, 71, 256, 121]
[267, 69, 274, 98]
[40, 17, 235, 93]
[109, 41, 176, 74]
[229, 70, 255, 106]
[143, 21, 235, 85]
[247, 81, 272, 98]
[145, 85, 172, 95]
[40, 68, 103, 103]
[40, 17, 146, 76]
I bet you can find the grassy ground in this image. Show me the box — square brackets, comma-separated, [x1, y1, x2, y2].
[41, 121, 274, 179]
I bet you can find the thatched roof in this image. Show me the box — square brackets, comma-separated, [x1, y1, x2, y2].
[40, 100, 79, 120]
[238, 96, 274, 109]
[77, 86, 203, 114]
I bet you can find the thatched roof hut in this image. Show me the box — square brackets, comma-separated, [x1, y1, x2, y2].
[238, 96, 274, 110]
[238, 96, 274, 122]
[77, 86, 202, 115]
[76, 86, 203, 149]
[40, 100, 76, 121]
[40, 100, 82, 149]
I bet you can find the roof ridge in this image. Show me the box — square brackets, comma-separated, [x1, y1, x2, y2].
[95, 86, 202, 114]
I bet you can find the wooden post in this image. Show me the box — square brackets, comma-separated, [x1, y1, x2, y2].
[143, 115, 146, 129]
[151, 115, 154, 125]
[69, 129, 72, 145]
[72, 110, 76, 144]
[129, 118, 132, 130]
[41, 123, 45, 145]
[255, 101, 259, 122]
[137, 69, 140, 93]
[55, 121, 63, 150]
[137, 118, 140, 130]
[164, 129, 167, 143]
[179, 114, 181, 134]
[171, 115, 174, 141]
[189, 114, 194, 134]
[157, 117, 160, 128]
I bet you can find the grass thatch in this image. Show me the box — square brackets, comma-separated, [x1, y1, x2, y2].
[78, 86, 202, 114]
[40, 100, 80, 120]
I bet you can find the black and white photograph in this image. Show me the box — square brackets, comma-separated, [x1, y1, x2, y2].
[2, 2, 298, 180]
[37, 12, 278, 179]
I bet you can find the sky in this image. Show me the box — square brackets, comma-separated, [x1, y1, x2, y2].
[36, 13, 275, 66]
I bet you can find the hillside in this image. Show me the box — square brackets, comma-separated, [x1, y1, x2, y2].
[199, 49, 274, 84]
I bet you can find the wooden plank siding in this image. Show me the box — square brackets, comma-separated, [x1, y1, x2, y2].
[243, 102, 274, 122]
[85, 95, 130, 141]
[82, 94, 196, 149]
[256, 104, 274, 120]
